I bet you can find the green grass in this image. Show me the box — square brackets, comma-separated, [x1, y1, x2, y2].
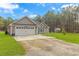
[43, 32, 79, 44]
[0, 32, 25, 56]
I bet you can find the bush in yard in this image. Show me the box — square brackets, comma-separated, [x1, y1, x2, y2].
[5, 30, 8, 35]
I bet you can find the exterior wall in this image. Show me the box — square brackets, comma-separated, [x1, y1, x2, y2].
[12, 26, 15, 35]
[7, 24, 15, 35]
[36, 22, 49, 34]
[10, 26, 13, 35]
[7, 23, 49, 36]
[35, 26, 38, 34]
[8, 24, 49, 35]
[7, 26, 12, 35]
[7, 26, 10, 34]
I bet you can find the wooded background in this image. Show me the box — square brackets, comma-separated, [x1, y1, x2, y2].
[34, 5, 79, 33]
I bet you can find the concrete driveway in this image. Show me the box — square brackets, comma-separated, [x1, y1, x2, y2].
[14, 35, 79, 56]
[14, 35, 53, 41]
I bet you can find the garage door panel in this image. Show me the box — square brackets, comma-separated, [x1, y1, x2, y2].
[15, 26, 35, 36]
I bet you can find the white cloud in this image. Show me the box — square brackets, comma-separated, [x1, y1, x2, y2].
[0, 3, 19, 10]
[29, 14, 37, 18]
[0, 3, 19, 14]
[37, 3, 46, 7]
[3, 9, 14, 14]
[23, 9, 29, 13]
[51, 7, 55, 10]
[41, 4, 46, 7]
[61, 4, 79, 9]
[3, 10, 9, 13]
[60, 4, 79, 12]
[0, 10, 2, 12]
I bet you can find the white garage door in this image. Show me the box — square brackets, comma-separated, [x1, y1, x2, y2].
[15, 26, 35, 36]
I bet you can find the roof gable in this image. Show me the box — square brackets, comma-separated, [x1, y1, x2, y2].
[14, 16, 36, 25]
[35, 21, 49, 28]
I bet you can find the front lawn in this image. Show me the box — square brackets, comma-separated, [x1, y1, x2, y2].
[0, 32, 25, 56]
[43, 33, 79, 44]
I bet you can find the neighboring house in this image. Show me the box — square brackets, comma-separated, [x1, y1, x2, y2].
[7, 16, 49, 36]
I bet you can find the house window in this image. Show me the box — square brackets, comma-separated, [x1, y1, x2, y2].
[24, 27, 25, 29]
[40, 29, 43, 32]
[16, 27, 25, 29]
[24, 26, 34, 29]
[31, 27, 34, 29]
[16, 27, 18, 29]
[19, 27, 21, 29]
[22, 27, 24, 29]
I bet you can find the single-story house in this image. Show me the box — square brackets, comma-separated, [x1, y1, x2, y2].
[7, 16, 49, 36]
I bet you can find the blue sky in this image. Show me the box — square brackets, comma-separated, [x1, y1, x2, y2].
[0, 3, 78, 19]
